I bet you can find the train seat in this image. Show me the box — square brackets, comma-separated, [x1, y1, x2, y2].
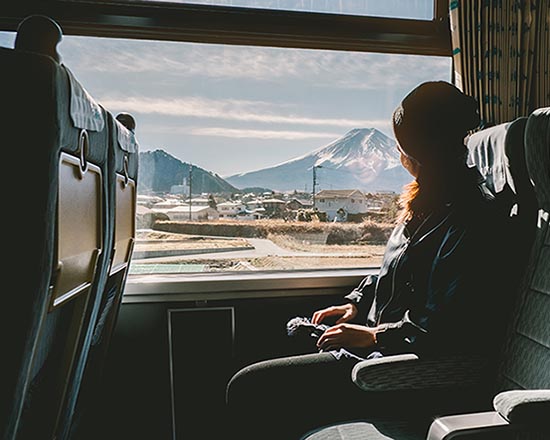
[302, 112, 549, 440]
[69, 111, 139, 439]
[0, 15, 137, 440]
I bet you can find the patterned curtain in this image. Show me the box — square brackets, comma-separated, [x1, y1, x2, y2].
[450, 0, 550, 126]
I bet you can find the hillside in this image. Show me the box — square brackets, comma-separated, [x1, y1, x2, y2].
[138, 149, 237, 194]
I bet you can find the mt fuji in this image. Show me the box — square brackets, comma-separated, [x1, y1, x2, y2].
[225, 128, 413, 193]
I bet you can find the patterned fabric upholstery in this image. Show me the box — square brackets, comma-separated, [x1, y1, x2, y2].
[353, 354, 489, 392]
[495, 107, 550, 393]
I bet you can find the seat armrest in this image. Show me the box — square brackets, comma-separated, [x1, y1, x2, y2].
[352, 354, 489, 392]
[493, 390, 550, 425]
[427, 411, 511, 440]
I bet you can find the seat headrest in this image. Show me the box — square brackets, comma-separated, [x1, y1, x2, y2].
[525, 107, 550, 212]
[15, 15, 62, 63]
[467, 117, 528, 197]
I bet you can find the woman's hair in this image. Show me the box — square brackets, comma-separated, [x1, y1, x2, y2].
[397, 180, 420, 223]
[393, 81, 481, 223]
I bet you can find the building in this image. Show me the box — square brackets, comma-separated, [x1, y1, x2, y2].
[260, 198, 286, 218]
[286, 198, 313, 211]
[137, 194, 164, 207]
[217, 201, 246, 219]
[314, 189, 368, 221]
[151, 199, 185, 210]
[152, 205, 219, 221]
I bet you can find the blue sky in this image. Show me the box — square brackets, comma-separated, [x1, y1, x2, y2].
[0, 1, 451, 176]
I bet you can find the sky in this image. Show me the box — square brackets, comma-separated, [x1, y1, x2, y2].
[0, 0, 451, 177]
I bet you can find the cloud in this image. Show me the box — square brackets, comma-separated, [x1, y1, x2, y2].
[168, 126, 342, 140]
[62, 36, 450, 90]
[62, 37, 307, 80]
[100, 95, 386, 128]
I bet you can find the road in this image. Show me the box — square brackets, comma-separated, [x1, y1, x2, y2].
[131, 237, 368, 263]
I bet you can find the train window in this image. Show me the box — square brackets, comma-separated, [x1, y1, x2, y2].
[0, 31, 450, 275]
[142, 0, 435, 20]
[0, 31, 14, 47]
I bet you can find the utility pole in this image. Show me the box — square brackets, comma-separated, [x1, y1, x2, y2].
[188, 164, 193, 221]
[312, 165, 322, 207]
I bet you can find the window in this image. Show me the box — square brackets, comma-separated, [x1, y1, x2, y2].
[0, 5, 450, 276]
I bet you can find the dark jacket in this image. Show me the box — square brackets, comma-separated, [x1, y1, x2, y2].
[345, 167, 510, 357]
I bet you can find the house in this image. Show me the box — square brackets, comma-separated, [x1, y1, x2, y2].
[260, 198, 286, 218]
[188, 197, 211, 206]
[137, 194, 163, 207]
[314, 189, 368, 221]
[151, 198, 185, 210]
[217, 201, 246, 218]
[286, 198, 313, 211]
[153, 205, 219, 221]
[245, 199, 264, 210]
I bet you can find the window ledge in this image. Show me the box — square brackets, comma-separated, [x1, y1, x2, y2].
[123, 267, 377, 302]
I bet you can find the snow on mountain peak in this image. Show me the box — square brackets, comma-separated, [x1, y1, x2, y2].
[315, 127, 399, 170]
[226, 127, 411, 192]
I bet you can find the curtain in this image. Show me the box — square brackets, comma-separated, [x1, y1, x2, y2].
[450, 0, 550, 126]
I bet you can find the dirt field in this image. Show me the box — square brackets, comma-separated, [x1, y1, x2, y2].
[267, 234, 383, 254]
[135, 230, 251, 251]
[133, 227, 386, 273]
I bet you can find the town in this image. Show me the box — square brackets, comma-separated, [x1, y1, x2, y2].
[137, 188, 400, 227]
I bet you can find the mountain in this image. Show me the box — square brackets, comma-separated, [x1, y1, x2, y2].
[138, 149, 238, 194]
[225, 128, 413, 193]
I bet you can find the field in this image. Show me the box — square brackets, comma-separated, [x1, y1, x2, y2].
[154, 218, 394, 244]
[131, 219, 393, 273]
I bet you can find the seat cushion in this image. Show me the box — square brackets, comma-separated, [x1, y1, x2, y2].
[302, 419, 428, 440]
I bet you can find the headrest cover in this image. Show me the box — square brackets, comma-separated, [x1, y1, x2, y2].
[115, 118, 138, 154]
[393, 81, 480, 165]
[64, 66, 105, 132]
[467, 121, 515, 194]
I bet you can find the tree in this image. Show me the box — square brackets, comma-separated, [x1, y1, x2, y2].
[208, 193, 217, 209]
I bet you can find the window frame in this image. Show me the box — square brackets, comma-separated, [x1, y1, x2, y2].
[0, 0, 451, 56]
[123, 267, 377, 302]
[0, 0, 451, 292]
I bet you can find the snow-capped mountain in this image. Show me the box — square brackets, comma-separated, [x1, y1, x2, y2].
[226, 128, 413, 193]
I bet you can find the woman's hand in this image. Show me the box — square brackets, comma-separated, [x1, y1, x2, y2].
[316, 323, 377, 351]
[311, 303, 358, 325]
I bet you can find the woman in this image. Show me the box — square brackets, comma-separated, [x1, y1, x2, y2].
[225, 81, 509, 439]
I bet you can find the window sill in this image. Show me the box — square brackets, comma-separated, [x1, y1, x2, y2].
[123, 267, 378, 303]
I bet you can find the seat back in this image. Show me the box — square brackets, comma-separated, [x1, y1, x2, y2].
[494, 107, 550, 392]
[466, 117, 540, 381]
[67, 112, 139, 439]
[0, 16, 137, 440]
[467, 117, 538, 293]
